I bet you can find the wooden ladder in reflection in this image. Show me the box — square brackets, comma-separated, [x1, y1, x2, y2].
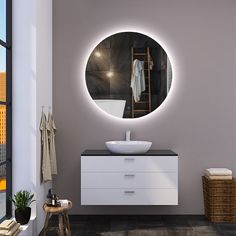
[131, 47, 152, 118]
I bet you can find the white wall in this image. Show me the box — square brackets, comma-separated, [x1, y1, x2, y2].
[13, 0, 52, 234]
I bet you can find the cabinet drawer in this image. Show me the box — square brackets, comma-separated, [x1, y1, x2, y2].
[81, 172, 177, 189]
[81, 156, 178, 172]
[81, 188, 178, 205]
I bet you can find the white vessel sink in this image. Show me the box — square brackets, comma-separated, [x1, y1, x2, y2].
[105, 141, 152, 154]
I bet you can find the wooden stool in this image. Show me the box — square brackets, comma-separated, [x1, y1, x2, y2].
[43, 201, 72, 236]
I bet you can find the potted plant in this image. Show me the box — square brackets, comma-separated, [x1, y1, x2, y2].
[10, 190, 35, 225]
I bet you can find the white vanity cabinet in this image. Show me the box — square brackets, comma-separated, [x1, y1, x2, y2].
[81, 150, 178, 205]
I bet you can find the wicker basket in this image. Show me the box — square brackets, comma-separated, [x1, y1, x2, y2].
[202, 176, 236, 222]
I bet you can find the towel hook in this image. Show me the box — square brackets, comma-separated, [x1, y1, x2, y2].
[41, 105, 45, 111]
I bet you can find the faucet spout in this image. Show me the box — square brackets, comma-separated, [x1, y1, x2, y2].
[126, 130, 131, 141]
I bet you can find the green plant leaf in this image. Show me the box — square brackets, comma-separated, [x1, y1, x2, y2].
[9, 190, 35, 211]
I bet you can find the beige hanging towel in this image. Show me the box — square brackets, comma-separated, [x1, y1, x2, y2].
[48, 112, 57, 175]
[40, 111, 52, 181]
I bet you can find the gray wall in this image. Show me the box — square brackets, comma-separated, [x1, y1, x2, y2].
[53, 0, 236, 214]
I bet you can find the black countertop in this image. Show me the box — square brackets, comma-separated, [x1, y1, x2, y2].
[81, 150, 178, 156]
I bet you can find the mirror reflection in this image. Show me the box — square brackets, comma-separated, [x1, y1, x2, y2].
[86, 32, 172, 118]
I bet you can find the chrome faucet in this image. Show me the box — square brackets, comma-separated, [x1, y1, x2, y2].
[126, 130, 131, 141]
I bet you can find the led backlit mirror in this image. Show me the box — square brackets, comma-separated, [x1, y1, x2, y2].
[86, 32, 172, 118]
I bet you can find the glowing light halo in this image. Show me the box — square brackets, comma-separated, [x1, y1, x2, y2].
[80, 26, 178, 123]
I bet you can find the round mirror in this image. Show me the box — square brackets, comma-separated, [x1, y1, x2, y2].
[86, 32, 172, 119]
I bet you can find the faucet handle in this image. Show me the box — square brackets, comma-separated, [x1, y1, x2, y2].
[126, 130, 131, 141]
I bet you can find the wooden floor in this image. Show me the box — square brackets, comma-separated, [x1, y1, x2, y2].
[39, 215, 236, 236]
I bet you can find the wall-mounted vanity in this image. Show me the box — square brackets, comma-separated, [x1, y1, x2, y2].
[81, 150, 178, 205]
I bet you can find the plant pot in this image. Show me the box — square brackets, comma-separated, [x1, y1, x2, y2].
[15, 207, 31, 225]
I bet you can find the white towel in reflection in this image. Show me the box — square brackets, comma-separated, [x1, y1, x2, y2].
[130, 59, 145, 102]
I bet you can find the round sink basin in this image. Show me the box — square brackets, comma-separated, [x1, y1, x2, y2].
[105, 141, 152, 154]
